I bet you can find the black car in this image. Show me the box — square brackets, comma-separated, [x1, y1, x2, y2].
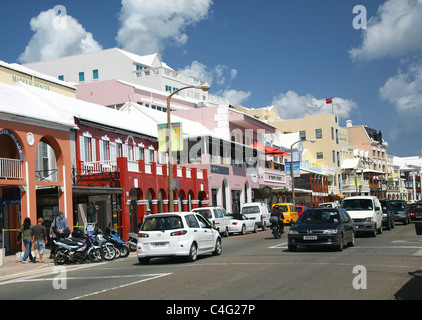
[389, 200, 411, 225]
[380, 199, 395, 230]
[288, 208, 356, 252]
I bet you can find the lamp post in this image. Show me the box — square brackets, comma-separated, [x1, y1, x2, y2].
[290, 139, 315, 206]
[167, 84, 210, 212]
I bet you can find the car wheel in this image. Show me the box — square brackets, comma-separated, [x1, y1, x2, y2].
[187, 243, 198, 262]
[223, 228, 229, 237]
[252, 224, 257, 233]
[138, 257, 150, 265]
[337, 233, 344, 251]
[288, 245, 297, 252]
[213, 238, 222, 256]
[241, 224, 246, 235]
[347, 232, 355, 247]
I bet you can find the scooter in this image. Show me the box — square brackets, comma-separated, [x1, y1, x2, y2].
[127, 230, 138, 252]
[53, 232, 104, 265]
[93, 228, 118, 260]
[270, 216, 283, 239]
[105, 225, 130, 258]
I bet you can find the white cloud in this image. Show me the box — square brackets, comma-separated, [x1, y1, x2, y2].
[350, 0, 422, 61]
[271, 91, 357, 120]
[19, 9, 102, 63]
[220, 89, 251, 106]
[178, 60, 238, 86]
[380, 63, 422, 111]
[116, 0, 213, 55]
[178, 60, 248, 105]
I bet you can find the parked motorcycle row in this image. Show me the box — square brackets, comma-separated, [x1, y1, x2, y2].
[53, 225, 131, 266]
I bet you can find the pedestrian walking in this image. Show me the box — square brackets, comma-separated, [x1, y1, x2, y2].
[17, 217, 34, 263]
[32, 218, 48, 263]
[50, 211, 70, 258]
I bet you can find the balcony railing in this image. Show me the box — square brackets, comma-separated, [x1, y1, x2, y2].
[0, 158, 23, 180]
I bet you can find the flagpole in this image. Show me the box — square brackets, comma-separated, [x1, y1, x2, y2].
[331, 96, 334, 114]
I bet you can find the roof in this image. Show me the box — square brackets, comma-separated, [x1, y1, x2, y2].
[1, 82, 159, 138]
[119, 101, 216, 138]
[0, 60, 76, 89]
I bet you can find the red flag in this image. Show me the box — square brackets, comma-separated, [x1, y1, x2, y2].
[326, 98, 332, 104]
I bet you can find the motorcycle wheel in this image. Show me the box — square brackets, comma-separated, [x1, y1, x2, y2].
[54, 250, 67, 265]
[88, 247, 105, 263]
[114, 246, 121, 258]
[118, 244, 130, 258]
[103, 245, 117, 260]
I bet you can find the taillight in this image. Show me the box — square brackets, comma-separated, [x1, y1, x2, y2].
[170, 230, 187, 236]
[261, 215, 263, 220]
[138, 233, 149, 238]
[232, 222, 238, 226]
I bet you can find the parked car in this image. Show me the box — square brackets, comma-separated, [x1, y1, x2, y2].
[288, 207, 356, 252]
[407, 202, 422, 222]
[137, 212, 222, 264]
[271, 203, 298, 225]
[340, 196, 383, 237]
[192, 207, 229, 237]
[228, 213, 257, 235]
[389, 200, 411, 225]
[318, 202, 340, 208]
[295, 206, 308, 217]
[379, 199, 395, 230]
[240, 202, 271, 230]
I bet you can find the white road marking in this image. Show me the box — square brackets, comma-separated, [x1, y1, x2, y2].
[70, 273, 172, 300]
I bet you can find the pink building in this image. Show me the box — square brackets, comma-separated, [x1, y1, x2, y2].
[76, 80, 288, 214]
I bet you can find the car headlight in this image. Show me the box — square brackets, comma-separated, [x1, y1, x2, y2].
[365, 217, 374, 222]
[289, 230, 299, 234]
[322, 229, 339, 234]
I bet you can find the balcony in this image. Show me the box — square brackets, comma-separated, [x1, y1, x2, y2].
[79, 159, 206, 181]
[0, 158, 23, 180]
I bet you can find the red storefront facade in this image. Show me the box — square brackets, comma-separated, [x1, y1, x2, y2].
[73, 119, 209, 240]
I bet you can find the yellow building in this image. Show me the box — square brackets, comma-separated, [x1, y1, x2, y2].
[0, 60, 76, 98]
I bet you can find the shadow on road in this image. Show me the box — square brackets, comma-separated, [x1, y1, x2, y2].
[394, 270, 422, 300]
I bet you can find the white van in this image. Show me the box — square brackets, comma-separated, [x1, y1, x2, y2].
[240, 202, 271, 230]
[340, 196, 383, 237]
[191, 207, 230, 237]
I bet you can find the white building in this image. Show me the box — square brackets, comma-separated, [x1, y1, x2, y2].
[24, 48, 228, 108]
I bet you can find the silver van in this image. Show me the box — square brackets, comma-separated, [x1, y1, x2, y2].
[192, 207, 230, 237]
[240, 202, 271, 230]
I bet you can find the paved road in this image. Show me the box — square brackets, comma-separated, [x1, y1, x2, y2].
[1, 222, 422, 301]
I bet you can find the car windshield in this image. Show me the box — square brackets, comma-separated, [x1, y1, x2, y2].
[389, 201, 406, 209]
[297, 210, 340, 224]
[241, 206, 260, 214]
[230, 214, 245, 220]
[194, 209, 212, 219]
[279, 205, 289, 212]
[141, 216, 184, 231]
[341, 199, 373, 211]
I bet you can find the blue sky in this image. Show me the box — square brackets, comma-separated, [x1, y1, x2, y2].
[1, 0, 421, 157]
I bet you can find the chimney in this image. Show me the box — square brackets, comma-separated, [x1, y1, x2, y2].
[346, 120, 353, 127]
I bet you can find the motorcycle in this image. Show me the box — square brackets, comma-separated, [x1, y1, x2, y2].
[53, 231, 104, 265]
[105, 225, 130, 258]
[93, 228, 118, 261]
[127, 230, 138, 252]
[270, 216, 283, 239]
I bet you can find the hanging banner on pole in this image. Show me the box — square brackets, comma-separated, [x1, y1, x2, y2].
[157, 122, 183, 152]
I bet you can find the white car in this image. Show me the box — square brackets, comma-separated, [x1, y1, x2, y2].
[137, 212, 222, 264]
[191, 207, 230, 237]
[228, 214, 257, 235]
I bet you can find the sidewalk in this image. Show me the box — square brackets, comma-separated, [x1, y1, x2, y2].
[0, 249, 56, 282]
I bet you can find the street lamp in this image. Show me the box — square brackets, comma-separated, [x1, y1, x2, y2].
[290, 139, 316, 206]
[167, 84, 211, 212]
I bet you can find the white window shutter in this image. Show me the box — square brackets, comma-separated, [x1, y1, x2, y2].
[80, 136, 86, 162]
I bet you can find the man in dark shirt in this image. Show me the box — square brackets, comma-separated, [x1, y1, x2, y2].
[32, 218, 48, 263]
